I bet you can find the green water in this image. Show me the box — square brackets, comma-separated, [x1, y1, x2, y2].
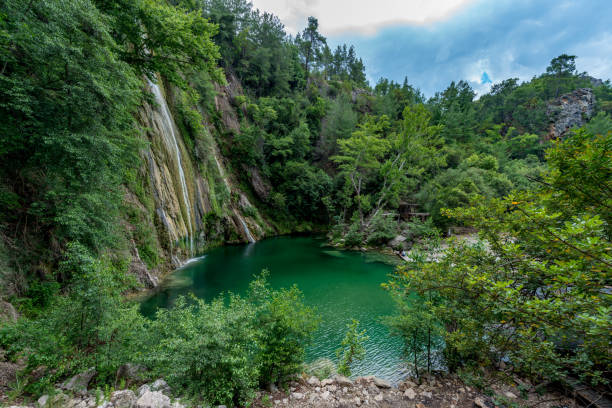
[141, 236, 409, 383]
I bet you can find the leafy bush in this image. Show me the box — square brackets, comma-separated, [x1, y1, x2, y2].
[249, 272, 319, 387]
[143, 295, 259, 406]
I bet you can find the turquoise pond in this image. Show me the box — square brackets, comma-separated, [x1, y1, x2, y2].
[140, 236, 410, 383]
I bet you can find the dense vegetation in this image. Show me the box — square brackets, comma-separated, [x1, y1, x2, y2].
[387, 128, 611, 387]
[0, 0, 611, 405]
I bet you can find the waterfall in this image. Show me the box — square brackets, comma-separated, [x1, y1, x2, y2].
[239, 217, 255, 243]
[148, 79, 194, 255]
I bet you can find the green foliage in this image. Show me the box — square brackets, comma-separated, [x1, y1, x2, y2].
[387, 130, 611, 385]
[143, 295, 259, 405]
[95, 0, 224, 87]
[0, 0, 221, 294]
[336, 319, 368, 377]
[2, 269, 319, 405]
[143, 272, 318, 405]
[586, 111, 612, 137]
[250, 271, 319, 386]
[0, 243, 143, 392]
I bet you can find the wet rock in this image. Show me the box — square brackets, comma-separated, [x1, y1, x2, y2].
[249, 167, 271, 202]
[62, 368, 96, 394]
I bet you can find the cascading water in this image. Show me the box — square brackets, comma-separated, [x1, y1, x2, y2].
[148, 79, 194, 255]
[239, 217, 255, 243]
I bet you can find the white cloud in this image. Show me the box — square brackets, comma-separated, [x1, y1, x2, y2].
[250, 0, 476, 35]
[570, 32, 612, 80]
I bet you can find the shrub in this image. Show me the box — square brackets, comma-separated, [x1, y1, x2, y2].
[249, 271, 319, 387]
[143, 295, 259, 406]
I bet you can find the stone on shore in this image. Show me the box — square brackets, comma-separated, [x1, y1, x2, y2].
[61, 368, 96, 393]
[135, 390, 171, 408]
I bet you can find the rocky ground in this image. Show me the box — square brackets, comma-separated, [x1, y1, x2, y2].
[252, 374, 579, 408]
[0, 364, 581, 408]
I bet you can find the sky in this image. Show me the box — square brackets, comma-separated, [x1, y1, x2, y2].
[250, 0, 612, 97]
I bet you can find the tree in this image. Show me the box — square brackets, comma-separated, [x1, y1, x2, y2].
[249, 271, 319, 387]
[546, 54, 577, 77]
[336, 319, 368, 377]
[388, 129, 611, 385]
[332, 116, 391, 229]
[367, 104, 445, 225]
[296, 17, 326, 80]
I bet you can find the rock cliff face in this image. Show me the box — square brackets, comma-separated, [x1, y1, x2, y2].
[125, 74, 271, 287]
[546, 88, 595, 139]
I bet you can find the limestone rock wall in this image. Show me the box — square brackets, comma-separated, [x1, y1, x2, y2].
[546, 88, 595, 139]
[124, 74, 271, 286]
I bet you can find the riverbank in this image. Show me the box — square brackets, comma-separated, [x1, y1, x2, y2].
[1, 369, 580, 408]
[253, 373, 579, 408]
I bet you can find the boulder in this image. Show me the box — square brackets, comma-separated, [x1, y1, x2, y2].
[474, 397, 487, 407]
[111, 390, 137, 408]
[38, 395, 49, 407]
[116, 363, 148, 385]
[306, 376, 321, 387]
[291, 392, 304, 400]
[373, 377, 391, 389]
[62, 368, 96, 393]
[332, 375, 352, 386]
[0, 300, 18, 323]
[150, 379, 171, 396]
[137, 384, 151, 397]
[388, 235, 407, 248]
[39, 393, 71, 407]
[404, 388, 416, 400]
[135, 391, 171, 408]
[321, 378, 334, 387]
